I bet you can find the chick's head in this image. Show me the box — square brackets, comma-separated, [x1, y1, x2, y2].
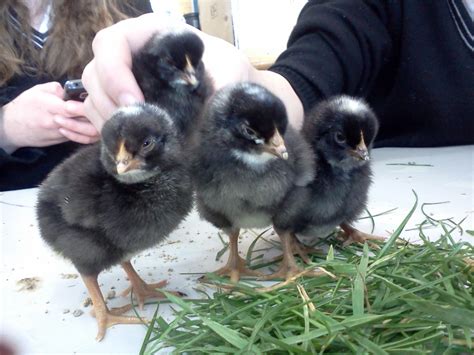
[307, 96, 379, 170]
[212, 83, 289, 163]
[100, 104, 181, 184]
[145, 31, 205, 91]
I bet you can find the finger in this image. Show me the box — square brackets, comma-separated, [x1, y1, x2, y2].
[42, 95, 75, 119]
[64, 100, 86, 118]
[58, 128, 100, 145]
[82, 60, 122, 129]
[85, 31, 144, 109]
[54, 116, 100, 138]
[82, 92, 108, 133]
[35, 82, 64, 97]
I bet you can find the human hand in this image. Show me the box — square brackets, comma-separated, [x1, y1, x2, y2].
[0, 82, 99, 154]
[82, 13, 257, 132]
[55, 100, 100, 145]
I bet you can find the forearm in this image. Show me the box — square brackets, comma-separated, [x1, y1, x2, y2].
[269, 0, 393, 111]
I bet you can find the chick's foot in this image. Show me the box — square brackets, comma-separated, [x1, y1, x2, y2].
[91, 307, 145, 342]
[261, 232, 324, 281]
[121, 261, 185, 310]
[120, 279, 183, 310]
[290, 233, 321, 264]
[82, 274, 144, 342]
[204, 229, 263, 283]
[340, 223, 385, 247]
[212, 254, 263, 283]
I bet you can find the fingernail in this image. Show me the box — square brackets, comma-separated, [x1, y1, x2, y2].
[118, 93, 139, 106]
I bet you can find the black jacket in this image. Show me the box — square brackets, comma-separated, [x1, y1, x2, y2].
[270, 0, 474, 147]
[0, 0, 152, 191]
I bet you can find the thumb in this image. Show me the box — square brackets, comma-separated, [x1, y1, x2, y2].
[83, 33, 144, 107]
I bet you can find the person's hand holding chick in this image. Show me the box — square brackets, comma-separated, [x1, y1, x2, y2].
[81, 13, 304, 132]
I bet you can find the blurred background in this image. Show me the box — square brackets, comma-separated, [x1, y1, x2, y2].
[151, 0, 308, 69]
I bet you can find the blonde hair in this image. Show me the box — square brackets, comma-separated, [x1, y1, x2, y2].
[0, 0, 136, 85]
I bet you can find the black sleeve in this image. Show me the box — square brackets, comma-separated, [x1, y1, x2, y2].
[269, 0, 396, 112]
[120, 0, 153, 17]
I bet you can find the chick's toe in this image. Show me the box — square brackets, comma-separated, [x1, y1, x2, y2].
[340, 223, 385, 247]
[212, 255, 264, 283]
[121, 261, 185, 310]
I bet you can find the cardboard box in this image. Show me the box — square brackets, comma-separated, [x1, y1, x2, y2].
[198, 0, 235, 44]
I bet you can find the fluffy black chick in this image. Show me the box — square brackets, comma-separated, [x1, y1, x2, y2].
[132, 30, 212, 140]
[36, 103, 193, 341]
[271, 96, 383, 280]
[193, 82, 315, 282]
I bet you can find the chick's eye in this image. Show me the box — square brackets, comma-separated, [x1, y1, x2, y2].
[244, 126, 256, 137]
[142, 137, 156, 151]
[334, 132, 346, 144]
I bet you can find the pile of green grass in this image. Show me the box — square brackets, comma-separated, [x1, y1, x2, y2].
[139, 194, 474, 354]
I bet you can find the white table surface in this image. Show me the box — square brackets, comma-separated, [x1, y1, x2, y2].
[1, 146, 473, 354]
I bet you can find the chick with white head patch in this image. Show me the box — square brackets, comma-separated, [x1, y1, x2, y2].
[193, 82, 315, 282]
[37, 103, 193, 340]
[270, 96, 384, 280]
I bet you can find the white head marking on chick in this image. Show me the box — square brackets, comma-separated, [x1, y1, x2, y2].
[116, 105, 143, 117]
[333, 96, 368, 116]
[116, 104, 174, 128]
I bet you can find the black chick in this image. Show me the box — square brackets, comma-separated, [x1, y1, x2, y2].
[36, 103, 193, 341]
[132, 30, 212, 140]
[271, 95, 383, 280]
[193, 82, 315, 282]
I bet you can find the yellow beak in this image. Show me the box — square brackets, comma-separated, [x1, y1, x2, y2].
[263, 129, 288, 160]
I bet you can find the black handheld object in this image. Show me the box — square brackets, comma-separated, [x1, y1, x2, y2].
[63, 79, 88, 101]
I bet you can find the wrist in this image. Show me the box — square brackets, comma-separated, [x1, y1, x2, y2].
[0, 104, 19, 154]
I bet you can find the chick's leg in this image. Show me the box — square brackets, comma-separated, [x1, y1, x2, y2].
[289, 233, 321, 264]
[81, 274, 143, 342]
[262, 231, 325, 281]
[212, 228, 263, 282]
[340, 223, 385, 247]
[120, 261, 185, 310]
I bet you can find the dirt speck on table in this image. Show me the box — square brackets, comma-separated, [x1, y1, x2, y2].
[60, 273, 79, 279]
[72, 309, 84, 317]
[16, 277, 41, 291]
[83, 297, 92, 307]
